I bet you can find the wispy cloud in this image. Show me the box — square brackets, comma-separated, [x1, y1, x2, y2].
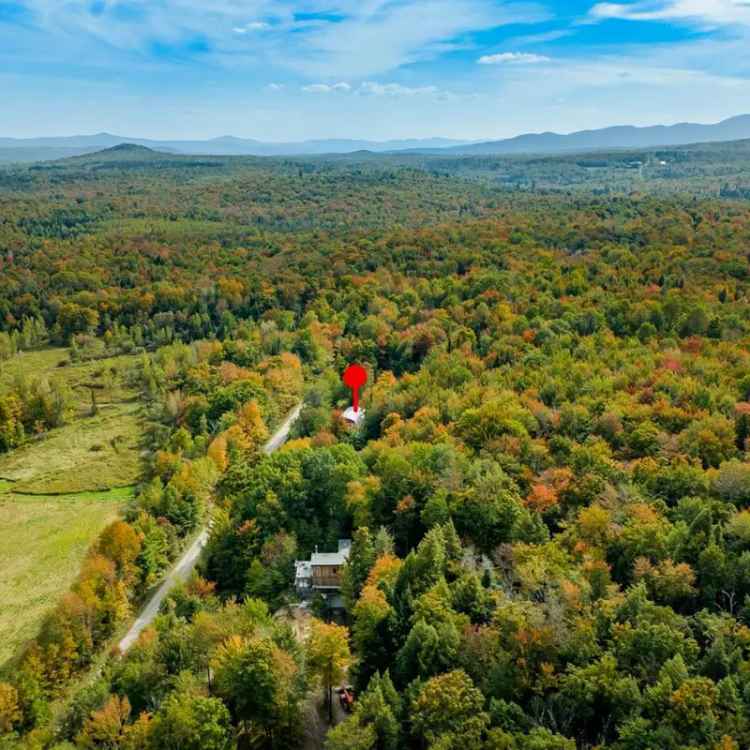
[302, 82, 351, 93]
[504, 29, 572, 46]
[5, 0, 750, 141]
[233, 21, 269, 34]
[357, 81, 439, 96]
[299, 81, 447, 97]
[10, 0, 549, 79]
[287, 1, 549, 78]
[588, 1, 750, 27]
[478, 52, 551, 64]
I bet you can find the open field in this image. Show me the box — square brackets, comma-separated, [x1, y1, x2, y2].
[0, 346, 139, 411]
[0, 348, 70, 388]
[0, 487, 133, 666]
[0, 403, 142, 493]
[0, 347, 144, 492]
[0, 347, 145, 665]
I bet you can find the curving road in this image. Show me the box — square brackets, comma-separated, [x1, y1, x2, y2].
[118, 403, 302, 654]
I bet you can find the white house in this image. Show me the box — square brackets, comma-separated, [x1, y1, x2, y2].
[342, 407, 365, 426]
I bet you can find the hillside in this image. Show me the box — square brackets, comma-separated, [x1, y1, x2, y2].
[427, 114, 750, 155]
[66, 143, 171, 160]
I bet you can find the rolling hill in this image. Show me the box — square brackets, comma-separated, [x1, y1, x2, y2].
[432, 114, 750, 155]
[2, 115, 750, 163]
[0, 134, 470, 162]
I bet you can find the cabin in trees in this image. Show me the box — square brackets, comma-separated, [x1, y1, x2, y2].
[295, 539, 352, 596]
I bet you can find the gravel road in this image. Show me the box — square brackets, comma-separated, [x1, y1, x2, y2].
[118, 403, 302, 653]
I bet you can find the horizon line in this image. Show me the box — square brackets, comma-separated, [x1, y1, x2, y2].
[2, 113, 748, 145]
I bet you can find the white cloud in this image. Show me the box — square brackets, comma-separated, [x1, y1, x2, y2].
[233, 21, 269, 34]
[588, 1, 750, 27]
[300, 81, 444, 96]
[478, 52, 551, 64]
[302, 82, 352, 93]
[357, 81, 439, 96]
[266, 82, 285, 90]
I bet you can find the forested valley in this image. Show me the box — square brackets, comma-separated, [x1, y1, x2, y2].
[2, 143, 750, 749]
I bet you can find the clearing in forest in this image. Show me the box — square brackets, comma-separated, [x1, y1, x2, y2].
[0, 487, 133, 666]
[0, 347, 145, 666]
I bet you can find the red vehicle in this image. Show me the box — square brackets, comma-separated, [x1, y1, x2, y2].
[338, 686, 355, 713]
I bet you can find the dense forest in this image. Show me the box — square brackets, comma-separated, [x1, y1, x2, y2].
[2, 144, 750, 749]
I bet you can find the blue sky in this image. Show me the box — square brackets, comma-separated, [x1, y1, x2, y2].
[2, 0, 750, 140]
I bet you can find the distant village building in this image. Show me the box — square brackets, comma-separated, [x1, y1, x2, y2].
[295, 539, 352, 597]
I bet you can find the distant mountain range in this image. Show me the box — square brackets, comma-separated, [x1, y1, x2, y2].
[0, 134, 469, 163]
[430, 114, 750, 156]
[1, 115, 750, 163]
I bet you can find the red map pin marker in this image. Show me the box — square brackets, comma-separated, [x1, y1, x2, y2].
[343, 364, 368, 413]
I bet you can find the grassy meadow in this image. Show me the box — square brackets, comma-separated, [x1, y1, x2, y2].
[0, 487, 133, 666]
[0, 347, 144, 666]
[0, 403, 142, 493]
[0, 347, 138, 408]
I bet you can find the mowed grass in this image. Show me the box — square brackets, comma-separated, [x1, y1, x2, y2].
[0, 487, 133, 666]
[0, 347, 145, 666]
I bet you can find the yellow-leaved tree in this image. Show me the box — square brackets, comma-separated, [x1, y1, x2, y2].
[0, 682, 21, 736]
[307, 620, 351, 724]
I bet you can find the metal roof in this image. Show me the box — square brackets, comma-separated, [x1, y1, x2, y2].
[311, 552, 348, 566]
[297, 540, 352, 569]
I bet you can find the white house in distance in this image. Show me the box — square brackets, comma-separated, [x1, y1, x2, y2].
[342, 407, 365, 426]
[295, 539, 352, 596]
